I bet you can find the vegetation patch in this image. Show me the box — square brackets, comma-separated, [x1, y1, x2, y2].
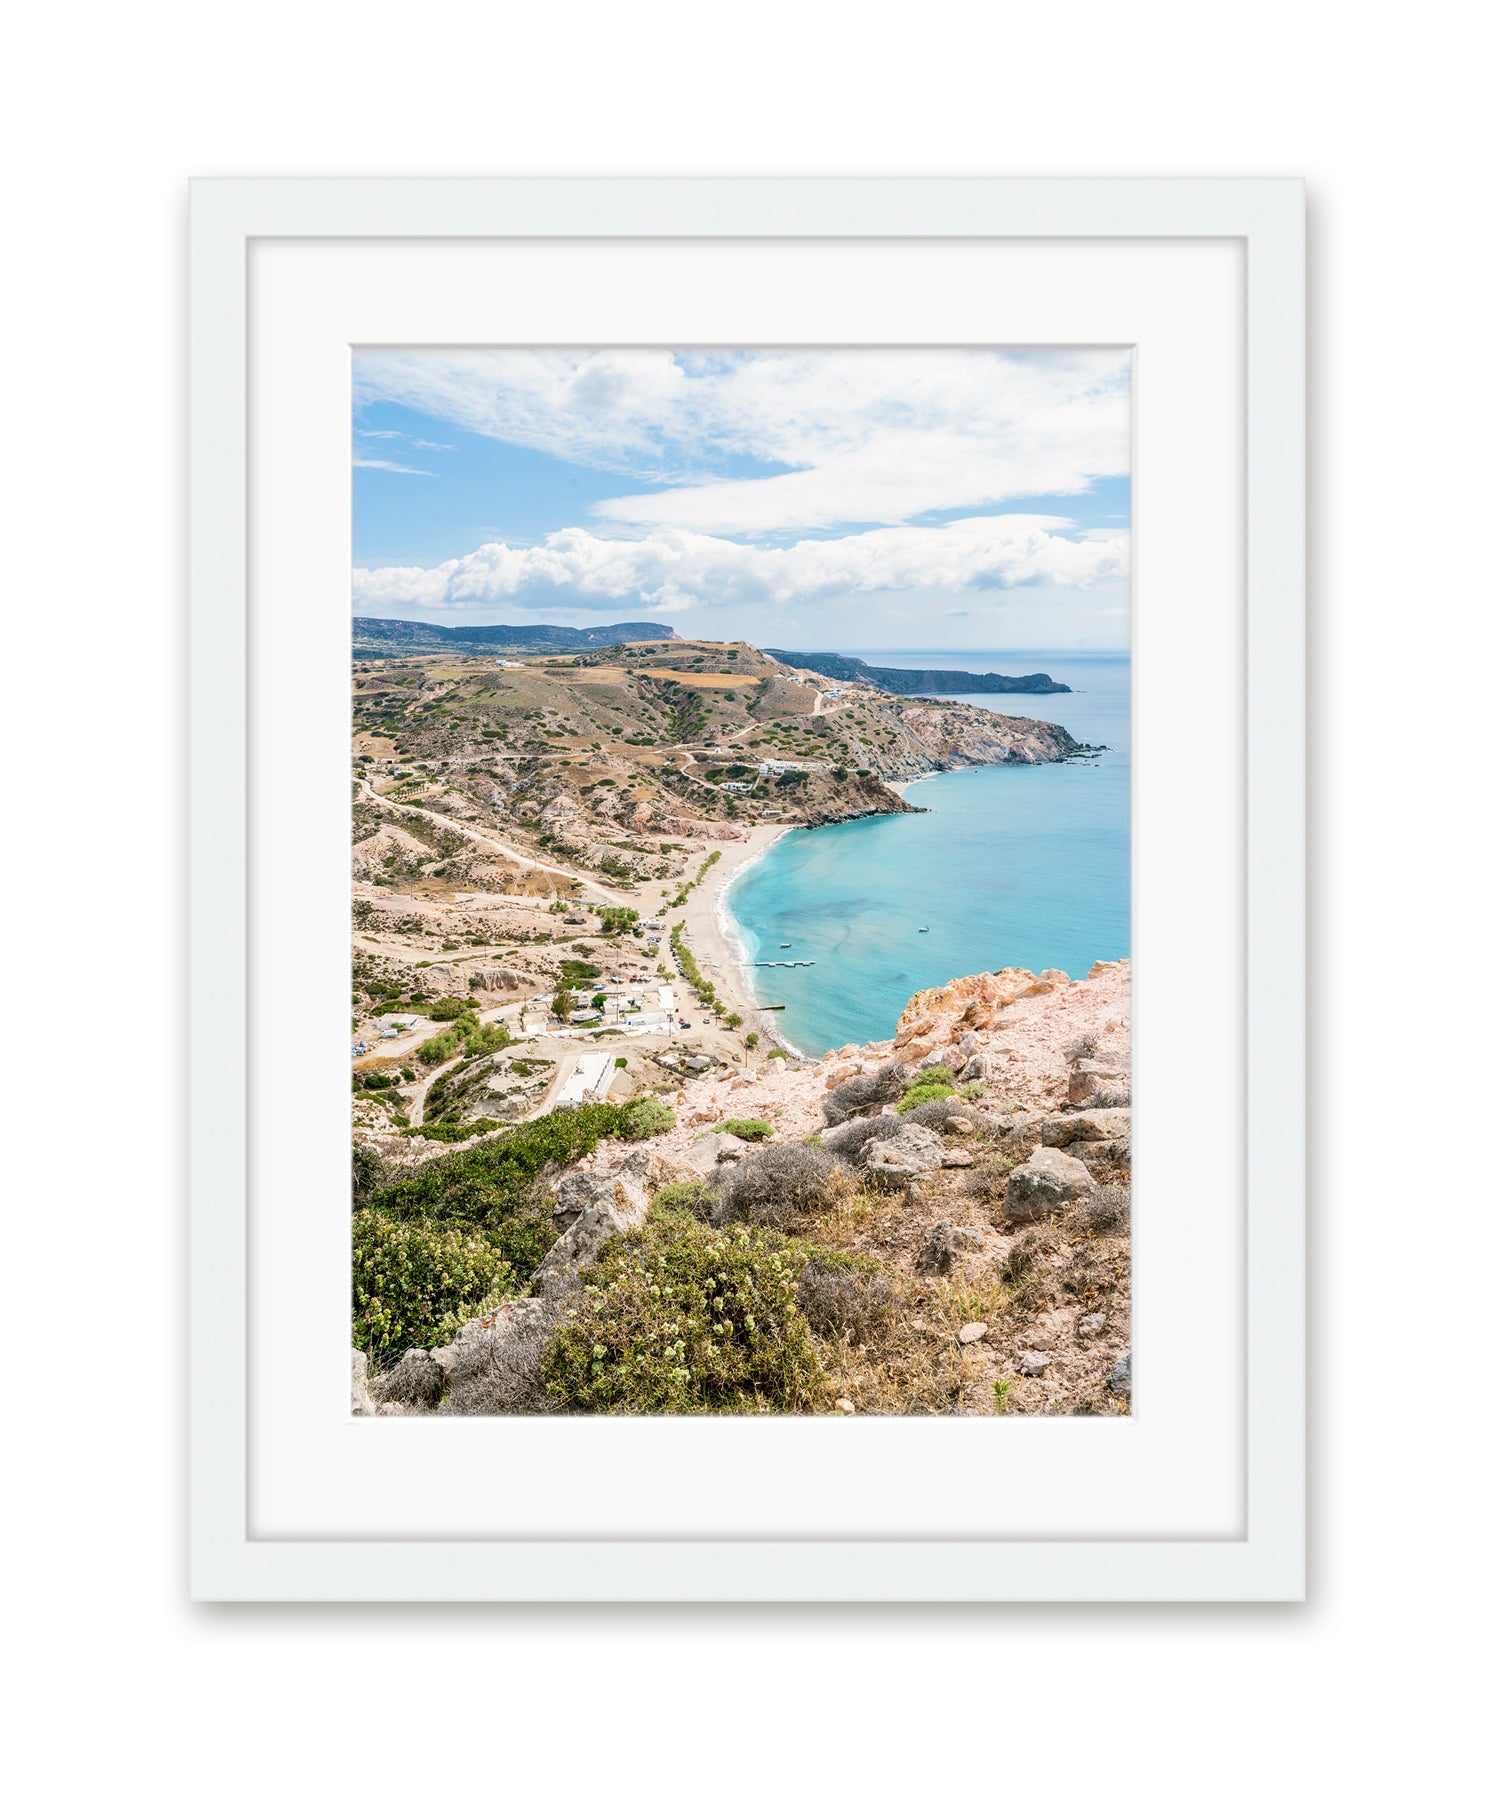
[352, 1210, 514, 1359]
[715, 1117, 774, 1141]
[540, 1217, 824, 1414]
[896, 1064, 958, 1113]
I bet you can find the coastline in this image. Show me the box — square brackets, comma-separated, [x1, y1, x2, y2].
[676, 823, 793, 1050]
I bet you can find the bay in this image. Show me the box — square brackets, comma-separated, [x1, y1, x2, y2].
[724, 650, 1130, 1056]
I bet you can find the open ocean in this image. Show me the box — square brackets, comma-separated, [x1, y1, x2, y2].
[723, 650, 1130, 1056]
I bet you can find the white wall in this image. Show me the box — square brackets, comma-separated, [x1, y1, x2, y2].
[5, 4, 1491, 1794]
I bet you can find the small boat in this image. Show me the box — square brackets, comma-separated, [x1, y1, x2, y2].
[779, 943, 792, 948]
[918, 926, 930, 933]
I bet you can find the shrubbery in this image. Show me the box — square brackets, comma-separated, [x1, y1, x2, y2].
[651, 1180, 719, 1222]
[614, 1095, 676, 1140]
[373, 1102, 636, 1257]
[896, 1063, 958, 1114]
[352, 1209, 513, 1358]
[540, 1216, 824, 1413]
[719, 1141, 840, 1228]
[716, 1117, 773, 1141]
[795, 1248, 896, 1345]
[417, 1010, 511, 1064]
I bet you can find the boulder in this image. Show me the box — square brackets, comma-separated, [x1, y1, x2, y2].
[957, 1321, 989, 1344]
[1039, 1108, 1131, 1148]
[1003, 1146, 1098, 1223]
[551, 1168, 614, 1229]
[858, 1122, 946, 1190]
[941, 1148, 975, 1168]
[1018, 1351, 1051, 1377]
[351, 1348, 379, 1417]
[1106, 1351, 1132, 1395]
[1067, 1061, 1131, 1108]
[681, 1134, 745, 1175]
[553, 1161, 659, 1228]
[431, 1296, 557, 1414]
[1076, 1312, 1107, 1339]
[616, 1145, 697, 1193]
[531, 1171, 649, 1301]
[915, 1220, 984, 1275]
[1070, 1136, 1131, 1167]
[370, 1346, 445, 1412]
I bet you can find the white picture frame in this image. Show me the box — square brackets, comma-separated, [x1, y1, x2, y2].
[189, 177, 1304, 1602]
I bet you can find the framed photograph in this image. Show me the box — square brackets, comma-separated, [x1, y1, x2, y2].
[190, 177, 1304, 1601]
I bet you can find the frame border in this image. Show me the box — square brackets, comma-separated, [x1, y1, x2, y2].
[189, 177, 1304, 1601]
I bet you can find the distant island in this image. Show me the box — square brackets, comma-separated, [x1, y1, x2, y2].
[762, 649, 1071, 695]
[354, 617, 679, 657]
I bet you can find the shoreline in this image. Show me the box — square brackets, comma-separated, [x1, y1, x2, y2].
[676, 823, 795, 1052]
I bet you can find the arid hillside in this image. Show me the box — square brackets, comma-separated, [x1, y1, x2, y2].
[353, 959, 1132, 1419]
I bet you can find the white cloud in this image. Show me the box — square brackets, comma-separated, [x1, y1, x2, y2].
[354, 458, 437, 477]
[354, 348, 1129, 535]
[352, 515, 1128, 613]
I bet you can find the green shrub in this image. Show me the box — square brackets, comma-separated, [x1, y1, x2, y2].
[766, 1047, 787, 1061]
[614, 1095, 676, 1140]
[716, 1118, 773, 1141]
[372, 1101, 636, 1252]
[896, 1069, 957, 1114]
[428, 995, 470, 1020]
[418, 1030, 461, 1065]
[540, 1217, 824, 1414]
[352, 1208, 513, 1358]
[403, 1119, 503, 1144]
[651, 1180, 719, 1222]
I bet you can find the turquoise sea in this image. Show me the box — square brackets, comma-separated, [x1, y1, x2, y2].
[723, 650, 1130, 1056]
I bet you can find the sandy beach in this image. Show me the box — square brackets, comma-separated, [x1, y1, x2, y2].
[673, 823, 793, 1048]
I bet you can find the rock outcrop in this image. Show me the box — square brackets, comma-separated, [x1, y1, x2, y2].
[1003, 1145, 1099, 1223]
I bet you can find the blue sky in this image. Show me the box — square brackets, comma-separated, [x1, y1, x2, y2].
[353, 348, 1131, 650]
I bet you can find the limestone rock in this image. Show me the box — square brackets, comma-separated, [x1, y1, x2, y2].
[432, 1297, 557, 1414]
[370, 1346, 445, 1412]
[941, 1148, 975, 1168]
[1076, 1312, 1107, 1339]
[351, 1348, 379, 1417]
[1106, 1351, 1132, 1395]
[1018, 1351, 1051, 1377]
[859, 1122, 946, 1190]
[894, 967, 1071, 1052]
[957, 1321, 989, 1344]
[531, 1171, 649, 1301]
[1003, 1146, 1098, 1223]
[1039, 1108, 1131, 1148]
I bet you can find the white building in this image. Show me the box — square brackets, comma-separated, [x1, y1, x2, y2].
[553, 1052, 616, 1109]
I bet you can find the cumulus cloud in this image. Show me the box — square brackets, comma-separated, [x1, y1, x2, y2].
[354, 347, 1129, 535]
[352, 515, 1128, 613]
